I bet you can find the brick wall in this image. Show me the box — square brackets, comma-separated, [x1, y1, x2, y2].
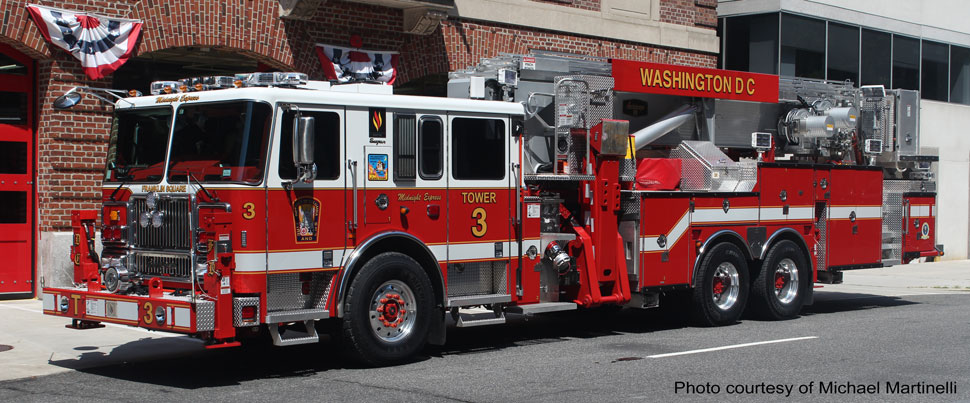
[662, 0, 718, 28]
[0, 0, 714, 231]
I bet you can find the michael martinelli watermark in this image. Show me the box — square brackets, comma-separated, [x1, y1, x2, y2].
[674, 380, 958, 397]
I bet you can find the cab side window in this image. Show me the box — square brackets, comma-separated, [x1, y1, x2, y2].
[419, 117, 443, 180]
[278, 111, 341, 180]
[452, 117, 504, 180]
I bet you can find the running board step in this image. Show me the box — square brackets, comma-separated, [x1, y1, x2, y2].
[268, 320, 319, 346]
[265, 309, 329, 323]
[445, 293, 512, 308]
[452, 310, 506, 327]
[505, 302, 577, 315]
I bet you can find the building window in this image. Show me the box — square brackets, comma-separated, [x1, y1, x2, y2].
[724, 13, 779, 75]
[893, 35, 920, 91]
[452, 118, 505, 180]
[951, 46, 970, 105]
[827, 22, 860, 84]
[921, 41, 949, 102]
[781, 14, 825, 79]
[861, 29, 891, 88]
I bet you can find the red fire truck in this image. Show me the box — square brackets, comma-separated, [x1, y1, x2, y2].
[44, 53, 941, 365]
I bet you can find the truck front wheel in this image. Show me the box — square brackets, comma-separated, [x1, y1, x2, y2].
[342, 252, 434, 365]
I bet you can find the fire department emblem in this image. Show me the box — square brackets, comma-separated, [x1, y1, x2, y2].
[920, 222, 930, 240]
[292, 197, 321, 243]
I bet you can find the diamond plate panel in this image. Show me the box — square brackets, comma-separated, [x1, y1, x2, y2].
[619, 158, 636, 181]
[195, 300, 215, 331]
[554, 75, 614, 175]
[267, 272, 335, 311]
[446, 261, 509, 297]
[817, 205, 827, 271]
[671, 141, 755, 192]
[232, 296, 260, 327]
[881, 180, 934, 262]
[620, 191, 641, 221]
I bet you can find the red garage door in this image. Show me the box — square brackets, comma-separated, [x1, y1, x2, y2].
[0, 43, 34, 298]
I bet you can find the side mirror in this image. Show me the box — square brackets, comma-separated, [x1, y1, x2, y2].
[293, 116, 315, 165]
[54, 90, 82, 109]
[291, 116, 316, 183]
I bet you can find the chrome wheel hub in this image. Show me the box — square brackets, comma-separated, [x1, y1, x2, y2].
[368, 280, 416, 343]
[773, 258, 799, 304]
[712, 262, 740, 311]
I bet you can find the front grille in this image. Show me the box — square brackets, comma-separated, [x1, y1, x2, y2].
[131, 196, 192, 250]
[133, 252, 193, 280]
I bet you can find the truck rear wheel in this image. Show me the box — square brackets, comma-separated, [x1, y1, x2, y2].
[751, 240, 809, 320]
[342, 252, 434, 366]
[691, 242, 749, 326]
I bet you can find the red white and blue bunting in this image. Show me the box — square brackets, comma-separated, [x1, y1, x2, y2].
[26, 4, 143, 80]
[315, 43, 398, 84]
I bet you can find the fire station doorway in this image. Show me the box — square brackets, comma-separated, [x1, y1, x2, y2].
[0, 43, 35, 298]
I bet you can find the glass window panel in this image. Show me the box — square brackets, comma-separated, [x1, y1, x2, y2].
[452, 118, 505, 180]
[724, 13, 779, 74]
[951, 46, 970, 105]
[781, 14, 825, 79]
[278, 111, 341, 180]
[0, 142, 27, 174]
[0, 92, 27, 124]
[0, 191, 26, 223]
[167, 101, 273, 184]
[921, 41, 949, 101]
[0, 52, 27, 75]
[827, 22, 860, 84]
[419, 118, 443, 180]
[861, 29, 891, 87]
[893, 35, 920, 90]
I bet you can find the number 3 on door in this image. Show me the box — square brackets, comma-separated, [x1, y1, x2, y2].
[471, 207, 487, 238]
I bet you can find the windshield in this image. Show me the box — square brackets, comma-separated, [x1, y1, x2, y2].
[104, 107, 172, 183]
[166, 101, 272, 184]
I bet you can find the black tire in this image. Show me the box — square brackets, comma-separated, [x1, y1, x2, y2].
[342, 252, 434, 366]
[751, 240, 809, 320]
[690, 242, 749, 326]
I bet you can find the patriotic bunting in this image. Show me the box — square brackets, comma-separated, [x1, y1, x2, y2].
[315, 43, 398, 84]
[26, 4, 143, 80]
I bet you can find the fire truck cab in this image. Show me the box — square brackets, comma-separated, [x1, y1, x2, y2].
[44, 55, 941, 365]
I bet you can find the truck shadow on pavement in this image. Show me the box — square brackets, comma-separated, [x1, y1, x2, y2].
[799, 292, 918, 316]
[52, 292, 918, 389]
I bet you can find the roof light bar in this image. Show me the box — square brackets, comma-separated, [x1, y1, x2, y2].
[237, 72, 308, 87]
[149, 72, 308, 95]
[150, 81, 181, 95]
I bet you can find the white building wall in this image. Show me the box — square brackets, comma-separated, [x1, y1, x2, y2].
[920, 101, 970, 260]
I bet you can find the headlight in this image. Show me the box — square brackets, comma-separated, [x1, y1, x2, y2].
[145, 192, 158, 209]
[151, 210, 164, 228]
[139, 211, 151, 228]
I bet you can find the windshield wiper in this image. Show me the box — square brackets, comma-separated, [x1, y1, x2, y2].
[172, 169, 218, 201]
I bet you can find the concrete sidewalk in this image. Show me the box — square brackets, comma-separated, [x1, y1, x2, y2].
[0, 299, 201, 382]
[817, 259, 970, 298]
[0, 259, 967, 383]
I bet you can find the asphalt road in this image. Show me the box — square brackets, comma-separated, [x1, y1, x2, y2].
[2, 290, 969, 402]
